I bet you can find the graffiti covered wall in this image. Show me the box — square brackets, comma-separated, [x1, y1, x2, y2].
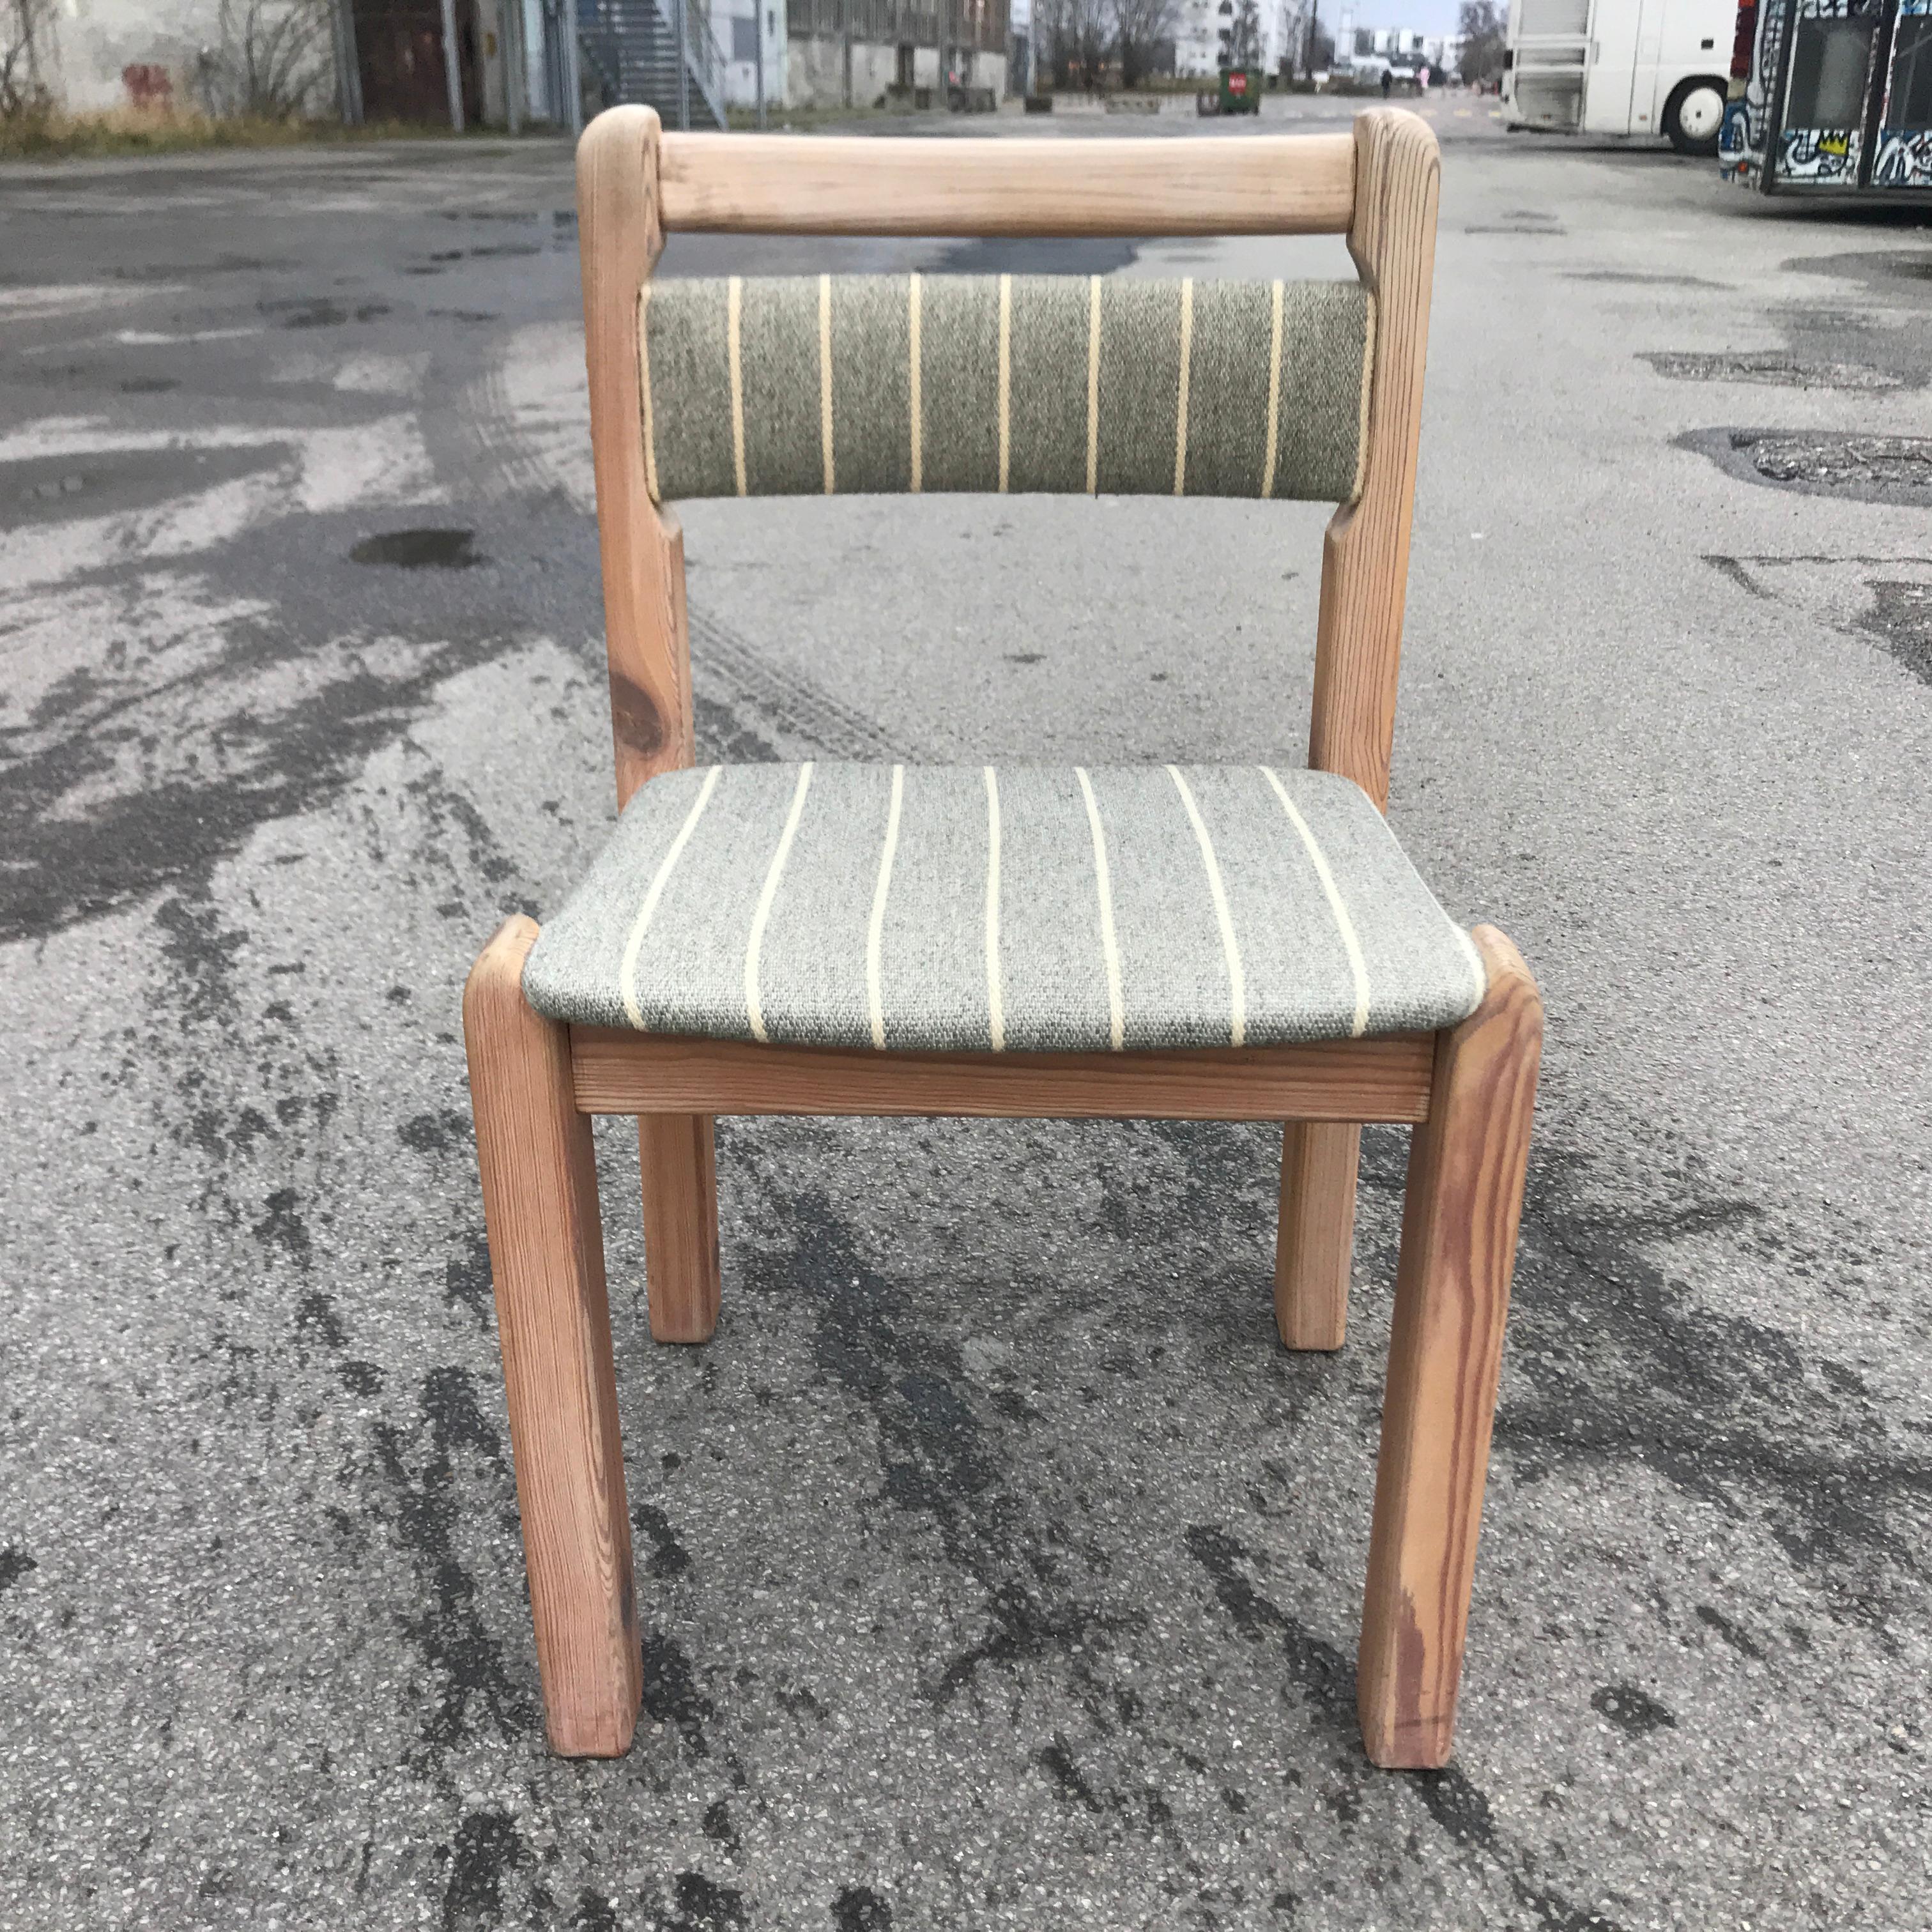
[1775, 0, 1880, 184]
[1874, 0, 1932, 185]
[1720, 0, 1785, 183]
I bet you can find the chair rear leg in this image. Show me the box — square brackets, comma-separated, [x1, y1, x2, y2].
[638, 1114, 721, 1343]
[1275, 1122, 1361, 1349]
[465, 916, 641, 1757]
[1357, 926, 1541, 1769]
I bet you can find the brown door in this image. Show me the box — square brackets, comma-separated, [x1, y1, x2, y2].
[353, 0, 454, 122]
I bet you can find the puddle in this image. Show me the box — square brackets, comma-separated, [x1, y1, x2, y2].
[1862, 577, 1932, 685]
[940, 236, 1140, 275]
[427, 308, 500, 324]
[119, 376, 179, 394]
[1680, 427, 1932, 505]
[22, 472, 88, 503]
[3, 444, 280, 526]
[259, 297, 393, 329]
[349, 528, 481, 569]
[1781, 248, 1932, 289]
[1465, 223, 1568, 236]
[1643, 351, 1905, 391]
[1705, 553, 1932, 687]
[1565, 269, 1730, 288]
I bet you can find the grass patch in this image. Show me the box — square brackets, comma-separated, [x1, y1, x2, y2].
[0, 105, 550, 160]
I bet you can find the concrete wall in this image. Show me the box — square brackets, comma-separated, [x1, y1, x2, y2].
[783, 33, 1005, 107]
[714, 0, 789, 112]
[20, 0, 341, 116]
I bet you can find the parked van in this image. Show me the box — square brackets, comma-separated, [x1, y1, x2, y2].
[1720, 0, 1932, 194]
[1503, 0, 1736, 151]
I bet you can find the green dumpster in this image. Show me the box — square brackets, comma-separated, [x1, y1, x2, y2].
[1218, 66, 1262, 115]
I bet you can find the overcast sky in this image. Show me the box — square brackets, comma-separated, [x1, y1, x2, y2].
[1301, 1, 1476, 38]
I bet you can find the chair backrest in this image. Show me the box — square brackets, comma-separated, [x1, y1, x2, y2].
[640, 273, 1372, 505]
[577, 110, 1440, 815]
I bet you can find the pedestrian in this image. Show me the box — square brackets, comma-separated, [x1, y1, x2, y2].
[1381, 66, 1393, 97]
[1418, 62, 1430, 92]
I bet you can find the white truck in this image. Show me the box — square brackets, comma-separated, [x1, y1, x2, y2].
[1503, 0, 1736, 151]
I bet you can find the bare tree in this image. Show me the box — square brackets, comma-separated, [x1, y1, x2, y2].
[1031, 0, 1071, 86]
[195, 0, 335, 119]
[1275, 0, 1308, 79]
[1227, 0, 1262, 65]
[1457, 0, 1506, 84]
[1038, 0, 1112, 89]
[1, 0, 54, 119]
[1112, 0, 1177, 89]
[1074, 0, 1114, 89]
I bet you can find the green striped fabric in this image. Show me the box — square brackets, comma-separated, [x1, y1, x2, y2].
[640, 275, 1373, 505]
[522, 763, 1486, 1054]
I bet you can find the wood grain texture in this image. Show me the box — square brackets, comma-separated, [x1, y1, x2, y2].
[1310, 108, 1441, 810]
[1356, 924, 1541, 1769]
[1275, 1121, 1361, 1350]
[578, 104, 692, 808]
[657, 131, 1356, 236]
[463, 917, 641, 1758]
[569, 1029, 1435, 1123]
[637, 1112, 721, 1343]
[578, 109, 721, 1309]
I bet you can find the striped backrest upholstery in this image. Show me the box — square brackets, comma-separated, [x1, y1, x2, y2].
[639, 273, 1374, 505]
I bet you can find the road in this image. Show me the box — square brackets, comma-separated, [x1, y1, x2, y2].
[3, 95, 1929, 1931]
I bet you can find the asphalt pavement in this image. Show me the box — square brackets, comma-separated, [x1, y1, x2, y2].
[3, 94, 1930, 1931]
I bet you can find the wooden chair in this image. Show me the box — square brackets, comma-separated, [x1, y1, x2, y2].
[463, 105, 1542, 1770]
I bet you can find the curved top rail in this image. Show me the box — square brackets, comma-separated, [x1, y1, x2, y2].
[656, 132, 1358, 237]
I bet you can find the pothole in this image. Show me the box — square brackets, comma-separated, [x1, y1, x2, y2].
[1644, 351, 1905, 391]
[349, 527, 480, 569]
[1680, 428, 1932, 505]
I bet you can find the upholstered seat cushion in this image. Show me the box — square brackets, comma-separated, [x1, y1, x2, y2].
[522, 763, 1487, 1054]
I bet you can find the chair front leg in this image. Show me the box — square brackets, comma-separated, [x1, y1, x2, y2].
[1357, 925, 1541, 1769]
[465, 917, 641, 1757]
[1275, 1121, 1362, 1349]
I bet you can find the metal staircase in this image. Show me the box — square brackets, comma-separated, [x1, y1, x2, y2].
[578, 0, 728, 131]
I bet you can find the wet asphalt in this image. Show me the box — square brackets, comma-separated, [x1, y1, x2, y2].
[3, 95, 1931, 1931]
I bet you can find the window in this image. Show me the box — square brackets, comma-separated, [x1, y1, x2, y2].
[1785, 15, 1875, 126]
[732, 13, 759, 59]
[1890, 14, 1932, 128]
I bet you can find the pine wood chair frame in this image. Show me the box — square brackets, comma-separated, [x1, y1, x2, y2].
[463, 105, 1542, 1770]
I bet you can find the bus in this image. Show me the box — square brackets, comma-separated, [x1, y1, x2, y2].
[1719, 0, 1932, 192]
[1503, 0, 1737, 151]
